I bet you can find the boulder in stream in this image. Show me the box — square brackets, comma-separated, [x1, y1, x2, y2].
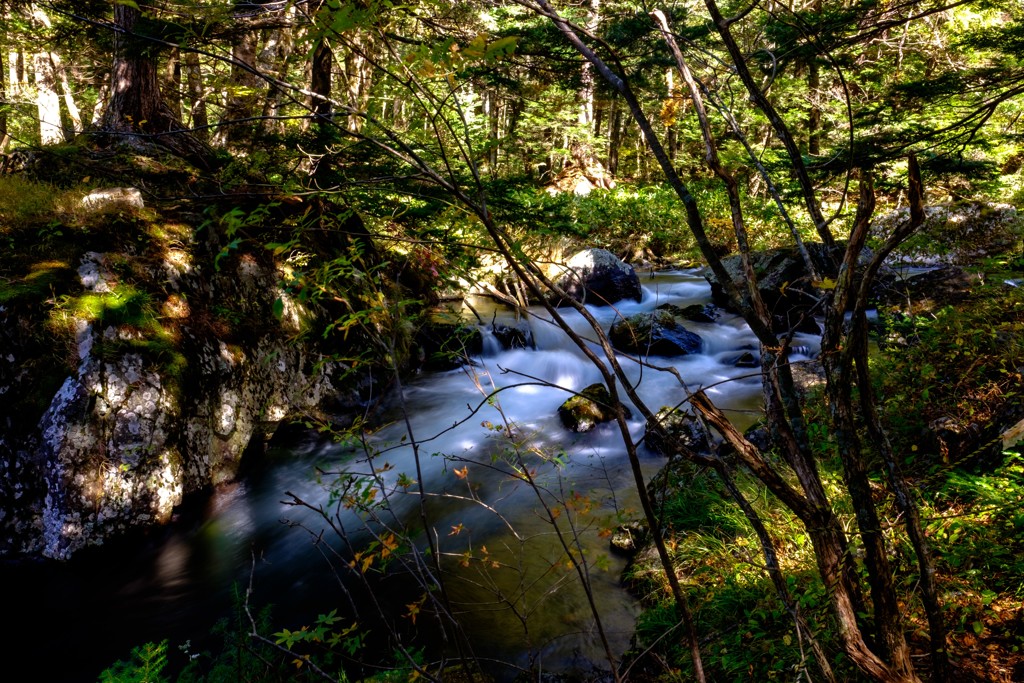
[551, 248, 642, 307]
[609, 311, 703, 357]
[558, 383, 630, 433]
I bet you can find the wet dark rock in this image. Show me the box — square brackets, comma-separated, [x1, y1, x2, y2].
[873, 264, 981, 313]
[609, 311, 703, 357]
[414, 319, 483, 370]
[733, 351, 759, 368]
[552, 248, 642, 306]
[744, 423, 772, 453]
[492, 322, 533, 350]
[655, 302, 721, 323]
[610, 520, 649, 556]
[680, 303, 722, 323]
[644, 406, 712, 455]
[558, 383, 630, 433]
[704, 242, 884, 335]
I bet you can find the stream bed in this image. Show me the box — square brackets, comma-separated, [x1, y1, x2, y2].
[1, 270, 821, 682]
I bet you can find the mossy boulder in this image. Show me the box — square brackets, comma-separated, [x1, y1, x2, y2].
[558, 383, 631, 433]
[609, 311, 703, 356]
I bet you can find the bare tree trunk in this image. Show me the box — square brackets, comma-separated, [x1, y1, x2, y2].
[33, 50, 62, 144]
[52, 52, 82, 135]
[258, 15, 295, 135]
[608, 97, 621, 175]
[310, 37, 332, 128]
[342, 31, 374, 133]
[485, 89, 499, 172]
[808, 0, 822, 155]
[183, 50, 208, 140]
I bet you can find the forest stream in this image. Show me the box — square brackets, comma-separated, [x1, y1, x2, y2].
[3, 270, 822, 682]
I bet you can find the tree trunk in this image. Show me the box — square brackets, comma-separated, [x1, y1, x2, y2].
[0, 34, 9, 151]
[310, 37, 332, 128]
[183, 50, 208, 140]
[101, 4, 213, 166]
[163, 46, 181, 124]
[33, 50, 62, 144]
[215, 9, 263, 147]
[608, 97, 621, 175]
[258, 11, 295, 135]
[342, 31, 374, 133]
[52, 51, 82, 135]
[485, 89, 499, 172]
[807, 0, 822, 155]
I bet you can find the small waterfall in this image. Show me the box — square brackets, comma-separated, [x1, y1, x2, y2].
[479, 325, 503, 356]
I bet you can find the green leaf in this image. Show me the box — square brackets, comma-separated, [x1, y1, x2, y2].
[972, 620, 984, 635]
[484, 36, 519, 61]
[272, 297, 284, 320]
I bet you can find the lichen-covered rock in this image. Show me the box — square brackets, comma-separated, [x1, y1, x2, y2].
[552, 248, 642, 306]
[609, 311, 703, 356]
[0, 243, 357, 559]
[37, 352, 182, 560]
[81, 187, 145, 212]
[557, 383, 630, 433]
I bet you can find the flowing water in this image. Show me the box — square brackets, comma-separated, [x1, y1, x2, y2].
[2, 270, 822, 682]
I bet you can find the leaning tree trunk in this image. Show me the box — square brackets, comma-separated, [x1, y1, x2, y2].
[100, 4, 213, 167]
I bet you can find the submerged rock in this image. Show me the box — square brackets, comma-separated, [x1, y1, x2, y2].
[558, 383, 630, 433]
[609, 311, 703, 356]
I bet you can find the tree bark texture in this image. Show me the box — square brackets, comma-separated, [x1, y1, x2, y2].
[101, 4, 213, 167]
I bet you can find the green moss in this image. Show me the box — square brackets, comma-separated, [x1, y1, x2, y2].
[66, 286, 160, 328]
[0, 260, 75, 304]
